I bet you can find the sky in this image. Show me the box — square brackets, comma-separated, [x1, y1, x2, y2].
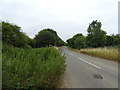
[1, 0, 119, 41]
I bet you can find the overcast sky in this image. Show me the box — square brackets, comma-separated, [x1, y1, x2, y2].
[1, 0, 119, 41]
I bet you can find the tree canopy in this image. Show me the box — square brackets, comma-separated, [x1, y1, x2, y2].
[67, 20, 119, 49]
[2, 21, 66, 48]
[2, 21, 31, 48]
[34, 28, 65, 47]
[2, 20, 119, 49]
[86, 20, 107, 47]
[67, 33, 86, 49]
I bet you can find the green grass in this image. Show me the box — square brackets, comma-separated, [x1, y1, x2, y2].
[2, 45, 66, 89]
[80, 46, 119, 62]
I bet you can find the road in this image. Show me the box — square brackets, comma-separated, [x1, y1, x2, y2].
[61, 46, 118, 88]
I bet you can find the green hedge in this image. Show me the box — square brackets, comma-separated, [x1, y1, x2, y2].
[2, 45, 66, 89]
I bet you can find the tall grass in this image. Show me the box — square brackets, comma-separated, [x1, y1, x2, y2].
[2, 45, 66, 89]
[80, 46, 119, 62]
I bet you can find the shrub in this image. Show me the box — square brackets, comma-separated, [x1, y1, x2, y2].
[2, 45, 66, 89]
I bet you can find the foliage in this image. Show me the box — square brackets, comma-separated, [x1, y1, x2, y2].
[28, 39, 36, 48]
[86, 20, 107, 47]
[106, 34, 120, 46]
[35, 30, 56, 47]
[67, 20, 119, 49]
[2, 45, 66, 89]
[67, 33, 86, 49]
[34, 28, 65, 47]
[2, 21, 66, 48]
[2, 21, 31, 48]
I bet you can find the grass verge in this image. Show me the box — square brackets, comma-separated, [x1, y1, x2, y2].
[2, 45, 66, 89]
[69, 46, 119, 62]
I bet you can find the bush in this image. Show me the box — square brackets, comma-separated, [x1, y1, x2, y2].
[2, 45, 66, 89]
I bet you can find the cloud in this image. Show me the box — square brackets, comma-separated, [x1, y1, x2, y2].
[1, 0, 119, 41]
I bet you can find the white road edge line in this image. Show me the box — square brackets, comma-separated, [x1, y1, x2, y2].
[69, 53, 73, 55]
[78, 57, 101, 69]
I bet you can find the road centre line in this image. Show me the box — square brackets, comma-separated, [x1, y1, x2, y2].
[68, 52, 101, 69]
[78, 57, 101, 69]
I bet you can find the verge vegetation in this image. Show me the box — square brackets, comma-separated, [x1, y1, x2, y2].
[67, 20, 119, 62]
[2, 21, 66, 89]
[69, 46, 119, 62]
[2, 45, 66, 89]
[80, 46, 119, 62]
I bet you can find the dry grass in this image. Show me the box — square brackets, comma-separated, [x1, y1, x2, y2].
[80, 47, 119, 62]
[68, 47, 80, 52]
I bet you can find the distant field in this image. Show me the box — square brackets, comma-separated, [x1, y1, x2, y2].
[2, 45, 66, 89]
[80, 46, 119, 62]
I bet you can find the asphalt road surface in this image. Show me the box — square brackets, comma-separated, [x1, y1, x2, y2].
[61, 46, 118, 88]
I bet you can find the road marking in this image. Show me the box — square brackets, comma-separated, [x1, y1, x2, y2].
[69, 53, 74, 56]
[78, 57, 101, 69]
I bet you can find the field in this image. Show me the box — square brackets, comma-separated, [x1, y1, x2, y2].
[2, 45, 66, 89]
[80, 46, 119, 62]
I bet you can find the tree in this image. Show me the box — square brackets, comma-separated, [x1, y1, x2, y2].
[67, 38, 74, 48]
[29, 39, 36, 48]
[35, 31, 56, 47]
[106, 34, 120, 46]
[106, 35, 115, 46]
[34, 28, 65, 47]
[2, 21, 31, 48]
[86, 20, 106, 47]
[113, 34, 120, 46]
[67, 33, 86, 49]
[74, 35, 86, 49]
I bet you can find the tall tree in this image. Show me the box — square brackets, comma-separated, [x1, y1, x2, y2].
[86, 20, 106, 47]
